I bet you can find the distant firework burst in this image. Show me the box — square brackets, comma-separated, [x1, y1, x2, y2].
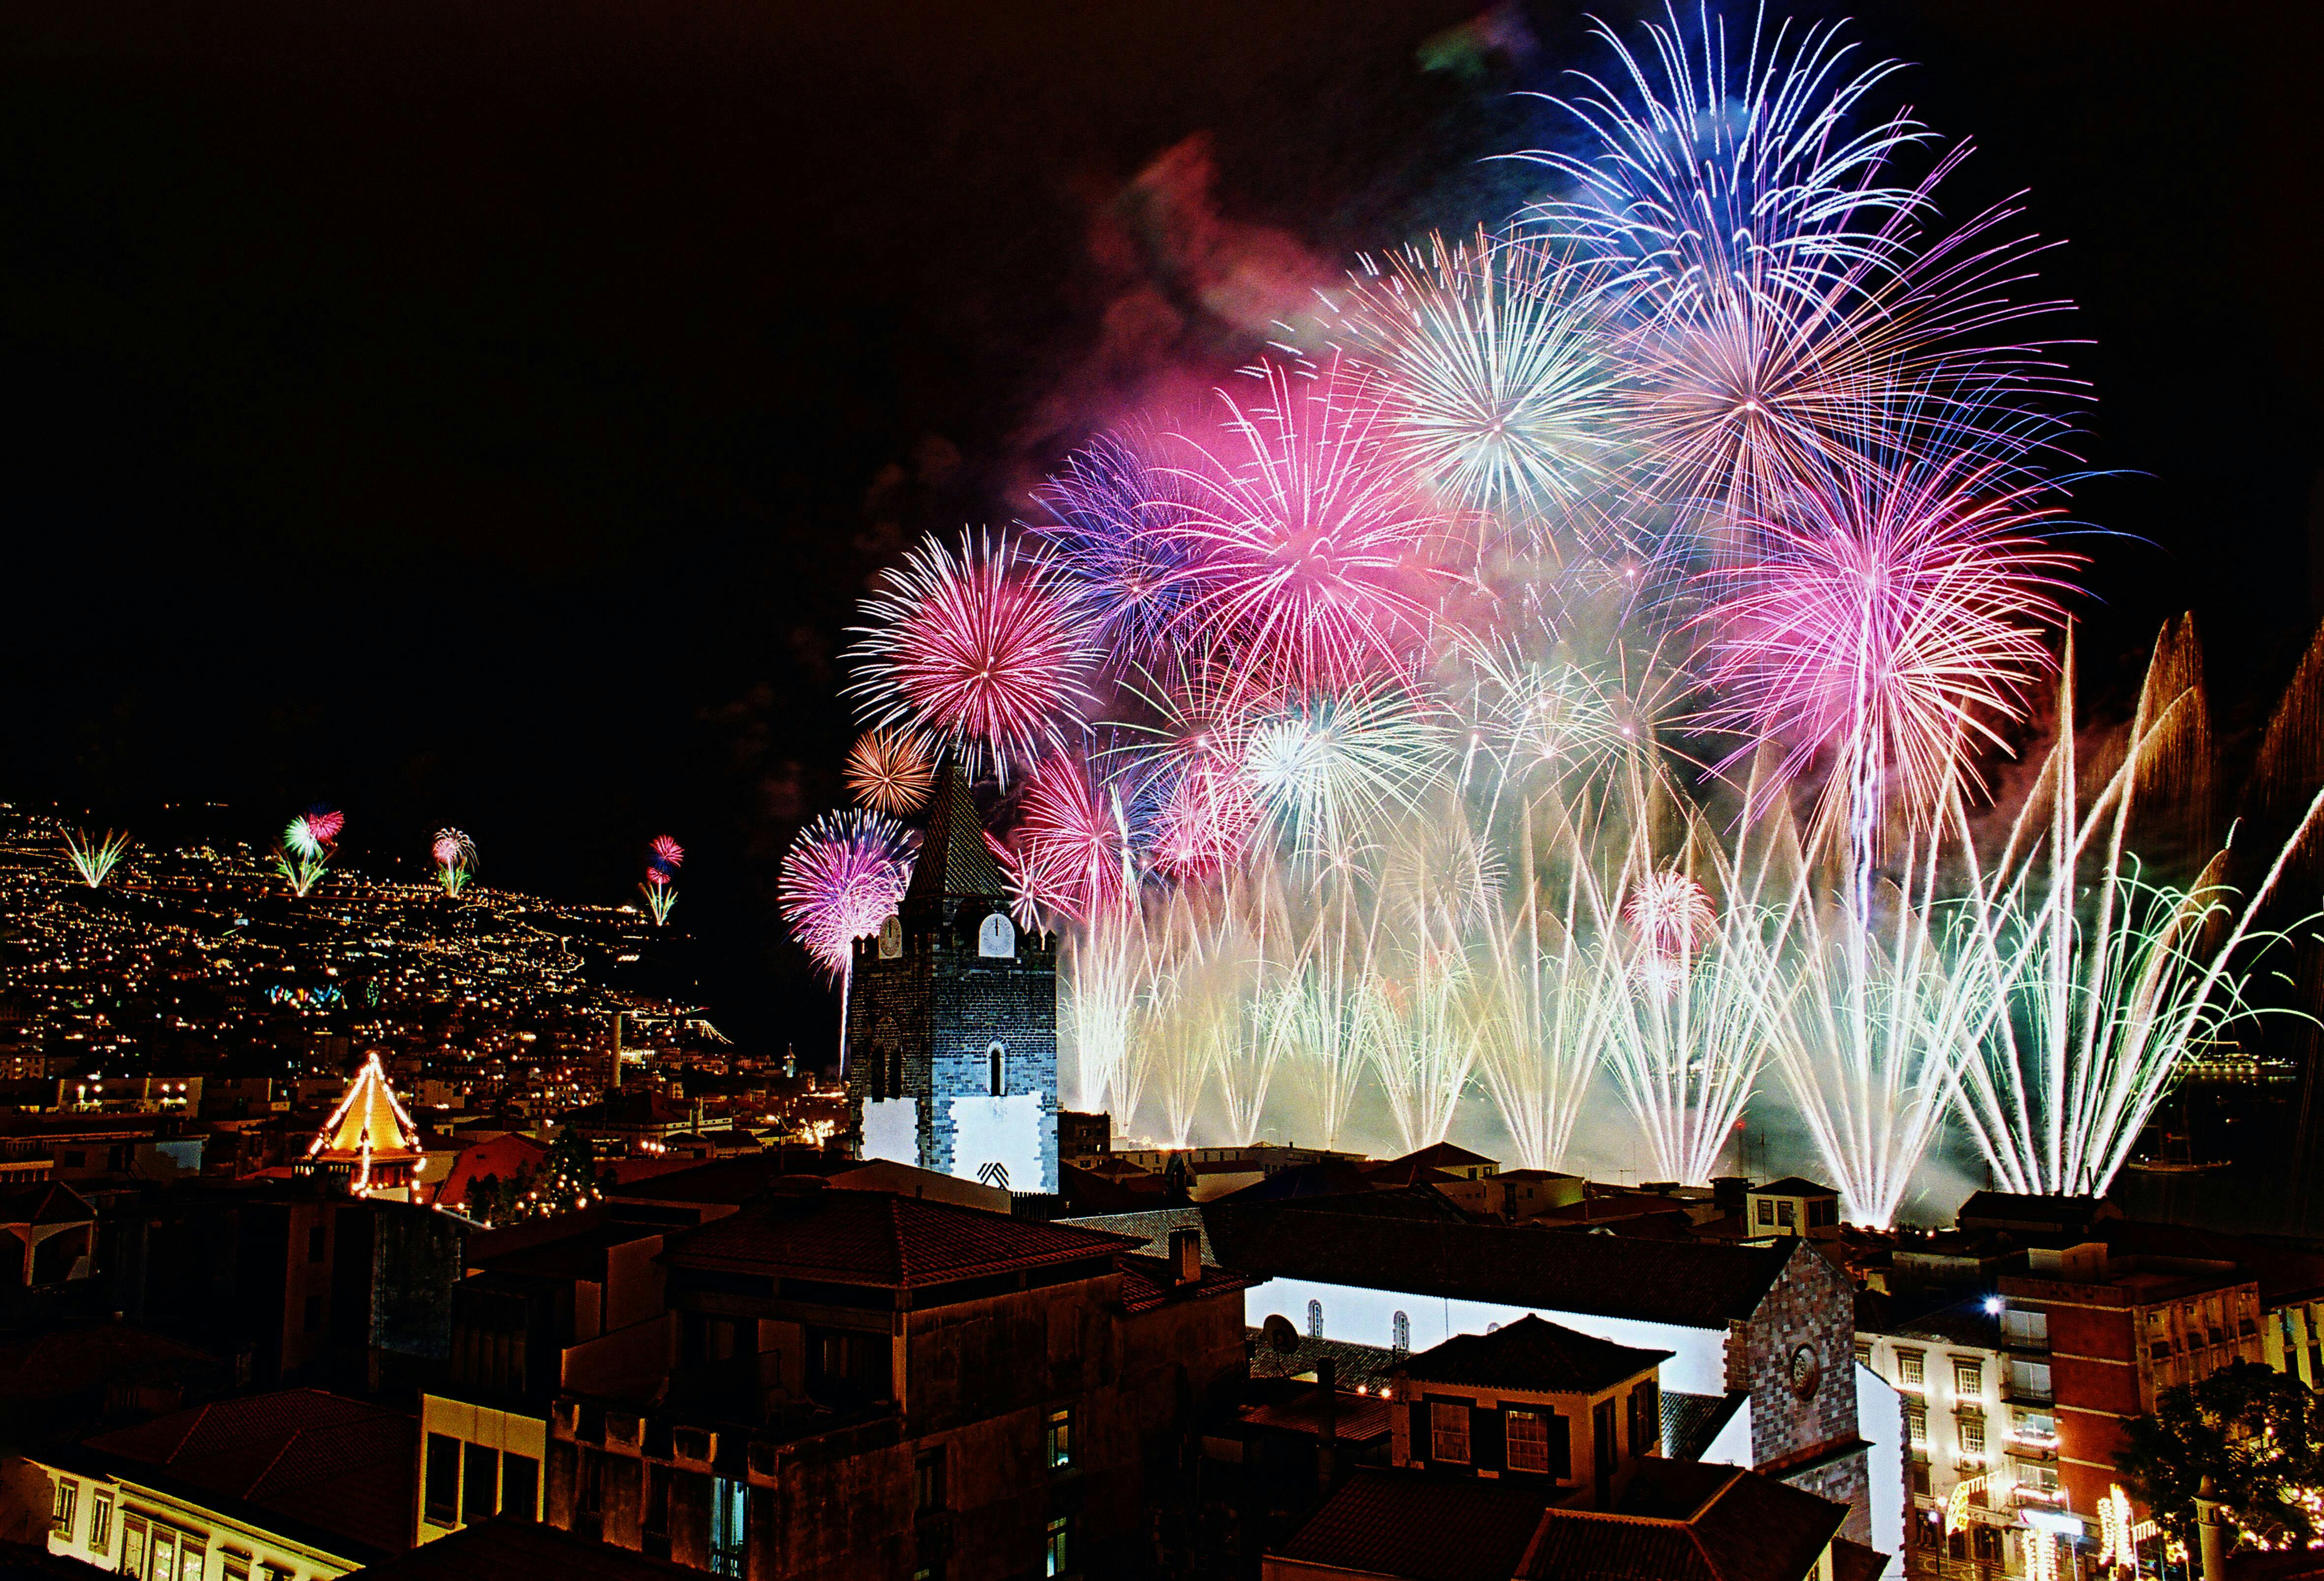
[432, 829, 477, 897]
[844, 726, 938, 817]
[846, 529, 1098, 784]
[277, 805, 341, 897]
[1005, 754, 1137, 926]
[641, 834, 683, 927]
[61, 828, 130, 889]
[1622, 868, 1716, 994]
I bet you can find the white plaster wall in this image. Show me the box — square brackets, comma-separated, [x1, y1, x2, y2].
[1857, 1362, 1904, 1559]
[860, 1097, 918, 1169]
[948, 1092, 1046, 1192]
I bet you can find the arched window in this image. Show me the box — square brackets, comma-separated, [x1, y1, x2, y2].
[988, 1043, 1006, 1097]
[1392, 1311, 1410, 1354]
[1487, 1322, 1501, 1333]
[978, 912, 1015, 958]
[1306, 1299, 1323, 1339]
[885, 1046, 903, 1101]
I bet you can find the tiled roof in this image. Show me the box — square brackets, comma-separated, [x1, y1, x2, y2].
[1272, 1469, 1558, 1581]
[82, 1389, 416, 1558]
[902, 761, 1007, 911]
[0, 1180, 95, 1227]
[1374, 1142, 1497, 1172]
[1237, 1391, 1395, 1441]
[663, 1188, 1137, 1287]
[1660, 1389, 1748, 1462]
[1056, 1206, 1212, 1261]
[1516, 1514, 1716, 1580]
[1205, 1202, 1795, 1330]
[1393, 1314, 1671, 1395]
[1514, 1459, 1853, 1581]
[1114, 1252, 1253, 1313]
[1247, 1330, 1402, 1392]
[340, 1514, 706, 1581]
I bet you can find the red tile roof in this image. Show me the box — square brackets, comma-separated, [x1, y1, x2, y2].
[1393, 1314, 1672, 1395]
[1272, 1469, 1558, 1581]
[1236, 1391, 1394, 1441]
[81, 1389, 417, 1558]
[663, 1188, 1138, 1287]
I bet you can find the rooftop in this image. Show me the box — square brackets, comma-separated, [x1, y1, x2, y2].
[1752, 1178, 1839, 1199]
[342, 1514, 705, 1581]
[1393, 1314, 1672, 1396]
[1205, 1201, 1797, 1331]
[663, 1187, 1138, 1289]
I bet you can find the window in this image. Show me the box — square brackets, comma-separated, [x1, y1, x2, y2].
[307, 1226, 327, 1263]
[988, 1044, 1006, 1097]
[643, 1463, 671, 1537]
[1855, 1342, 1872, 1370]
[302, 1295, 323, 1333]
[52, 1479, 77, 1534]
[579, 1449, 604, 1517]
[424, 1434, 460, 1525]
[151, 1532, 175, 1581]
[1306, 1299, 1323, 1339]
[502, 1454, 539, 1521]
[1905, 1402, 1928, 1447]
[1506, 1412, 1550, 1474]
[979, 913, 1014, 958]
[221, 1559, 247, 1581]
[915, 1450, 945, 1513]
[2002, 1309, 2049, 1348]
[1392, 1311, 1409, 1354]
[1808, 1200, 1836, 1228]
[1897, 1350, 1925, 1387]
[123, 1516, 149, 1580]
[1430, 1401, 1470, 1464]
[1043, 1516, 1070, 1577]
[1045, 1408, 1073, 1470]
[1958, 1415, 1986, 1457]
[462, 1444, 499, 1524]
[1775, 1200, 1795, 1228]
[2009, 1359, 2053, 1401]
[1628, 1379, 1659, 1455]
[181, 1540, 206, 1581]
[1755, 1199, 1775, 1227]
[1954, 1360, 1984, 1395]
[92, 1492, 113, 1550]
[708, 1479, 747, 1578]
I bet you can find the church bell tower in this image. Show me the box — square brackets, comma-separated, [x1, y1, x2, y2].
[846, 764, 1058, 1193]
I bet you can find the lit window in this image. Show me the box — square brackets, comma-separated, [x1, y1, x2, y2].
[51, 1480, 77, 1534]
[1044, 1516, 1070, 1577]
[1506, 1412, 1550, 1474]
[1897, 1351, 1925, 1387]
[1430, 1401, 1470, 1464]
[1954, 1361, 1983, 1395]
[1959, 1415, 1986, 1457]
[1905, 1403, 1927, 1447]
[1755, 1199, 1775, 1227]
[1046, 1408, 1073, 1470]
[91, 1493, 113, 1550]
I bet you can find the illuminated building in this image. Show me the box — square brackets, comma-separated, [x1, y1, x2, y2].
[300, 1052, 423, 1198]
[847, 764, 1058, 1193]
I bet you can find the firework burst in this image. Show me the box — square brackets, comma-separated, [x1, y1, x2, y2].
[1155, 355, 1451, 699]
[61, 828, 130, 889]
[1242, 678, 1451, 864]
[781, 809, 917, 1075]
[847, 529, 1098, 784]
[1333, 226, 1625, 538]
[1031, 432, 1201, 670]
[432, 829, 477, 898]
[641, 834, 684, 927]
[844, 726, 939, 817]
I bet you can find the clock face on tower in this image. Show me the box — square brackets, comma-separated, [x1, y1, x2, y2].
[1789, 1344, 1822, 1399]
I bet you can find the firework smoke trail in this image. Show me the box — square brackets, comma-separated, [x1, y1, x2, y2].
[1948, 628, 2324, 1198]
[1464, 859, 1618, 1174]
[1521, 5, 2071, 541]
[1333, 226, 1625, 545]
[641, 835, 683, 927]
[847, 529, 1099, 785]
[1155, 355, 1450, 701]
[1364, 802, 1499, 1152]
[779, 809, 916, 1076]
[432, 829, 477, 898]
[844, 726, 938, 817]
[61, 828, 130, 889]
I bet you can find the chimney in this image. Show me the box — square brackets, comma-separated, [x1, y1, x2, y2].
[1169, 1225, 1201, 1286]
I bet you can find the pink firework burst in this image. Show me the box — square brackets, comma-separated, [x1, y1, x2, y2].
[1148, 766, 1261, 883]
[1624, 868, 1716, 992]
[1698, 427, 2075, 831]
[1005, 754, 1137, 925]
[778, 809, 916, 981]
[306, 807, 345, 845]
[649, 835, 684, 869]
[847, 529, 1098, 784]
[1155, 355, 1450, 700]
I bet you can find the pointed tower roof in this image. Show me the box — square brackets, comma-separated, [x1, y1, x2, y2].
[308, 1052, 421, 1165]
[903, 761, 1007, 919]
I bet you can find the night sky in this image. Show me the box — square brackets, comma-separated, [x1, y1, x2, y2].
[2, 0, 2317, 1056]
